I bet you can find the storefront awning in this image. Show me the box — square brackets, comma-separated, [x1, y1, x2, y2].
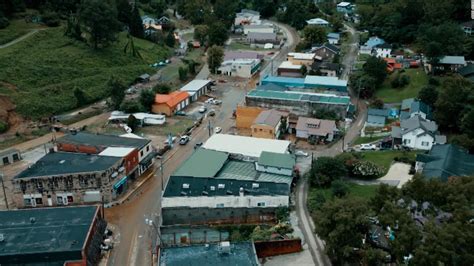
[113, 176, 128, 190]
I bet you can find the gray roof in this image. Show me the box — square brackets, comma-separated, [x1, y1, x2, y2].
[439, 56, 466, 65]
[391, 126, 402, 138]
[247, 32, 277, 41]
[417, 144, 474, 181]
[159, 242, 259, 266]
[224, 51, 262, 61]
[15, 152, 120, 179]
[257, 151, 296, 169]
[173, 149, 229, 178]
[367, 115, 386, 125]
[368, 108, 390, 117]
[254, 109, 283, 127]
[57, 132, 150, 150]
[400, 111, 410, 121]
[296, 117, 336, 137]
[256, 83, 287, 92]
[400, 116, 438, 134]
[217, 160, 293, 185]
[410, 101, 431, 117]
[163, 175, 290, 197]
[0, 206, 98, 264]
[401, 98, 415, 110]
[458, 64, 474, 77]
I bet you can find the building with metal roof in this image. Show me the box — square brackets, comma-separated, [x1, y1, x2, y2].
[217, 160, 293, 185]
[159, 242, 259, 266]
[261, 75, 347, 92]
[256, 151, 296, 176]
[179, 79, 212, 102]
[202, 134, 290, 158]
[0, 205, 106, 265]
[173, 149, 229, 177]
[416, 144, 474, 181]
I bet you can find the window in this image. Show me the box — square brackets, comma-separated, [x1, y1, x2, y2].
[12, 154, 19, 161]
[57, 196, 64, 205]
[146, 145, 150, 152]
[24, 198, 32, 206]
[257, 202, 266, 207]
[2, 157, 9, 165]
[216, 203, 224, 208]
[35, 197, 43, 205]
[421, 141, 430, 146]
[67, 196, 74, 203]
[140, 151, 144, 157]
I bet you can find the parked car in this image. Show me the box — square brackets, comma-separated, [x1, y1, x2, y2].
[212, 99, 222, 105]
[360, 144, 377, 150]
[175, 111, 187, 116]
[164, 136, 177, 145]
[214, 127, 222, 134]
[157, 144, 171, 156]
[205, 98, 215, 104]
[179, 135, 190, 145]
[208, 109, 216, 116]
[194, 142, 203, 149]
[125, 87, 137, 94]
[295, 150, 309, 157]
[198, 106, 207, 113]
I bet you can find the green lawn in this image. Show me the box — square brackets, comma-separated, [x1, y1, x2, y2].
[136, 117, 194, 136]
[352, 135, 385, 145]
[357, 150, 418, 170]
[0, 19, 45, 45]
[358, 53, 370, 61]
[0, 27, 171, 119]
[227, 41, 265, 51]
[375, 69, 428, 103]
[308, 183, 378, 200]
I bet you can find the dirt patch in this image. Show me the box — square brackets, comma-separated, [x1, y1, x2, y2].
[0, 96, 29, 139]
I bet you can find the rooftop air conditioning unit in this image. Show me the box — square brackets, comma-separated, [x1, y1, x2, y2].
[218, 184, 225, 189]
[218, 241, 231, 255]
[182, 183, 190, 189]
[252, 183, 259, 189]
[210, 186, 216, 191]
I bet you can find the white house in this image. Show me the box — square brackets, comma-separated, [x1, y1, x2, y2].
[306, 18, 330, 27]
[255, 151, 295, 176]
[391, 116, 446, 150]
[218, 58, 261, 78]
[337, 1, 355, 13]
[374, 43, 392, 58]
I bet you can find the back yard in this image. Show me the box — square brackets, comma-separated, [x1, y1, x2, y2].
[0, 25, 171, 119]
[375, 68, 428, 103]
[357, 150, 418, 172]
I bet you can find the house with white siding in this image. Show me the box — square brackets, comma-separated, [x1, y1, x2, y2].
[391, 116, 446, 150]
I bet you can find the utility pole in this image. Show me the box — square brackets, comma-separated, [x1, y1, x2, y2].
[208, 120, 212, 137]
[0, 172, 9, 210]
[160, 157, 164, 191]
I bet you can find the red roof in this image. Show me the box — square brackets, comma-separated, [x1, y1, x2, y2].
[155, 91, 189, 108]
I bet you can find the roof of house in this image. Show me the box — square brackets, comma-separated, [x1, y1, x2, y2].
[261, 76, 306, 87]
[163, 175, 290, 197]
[365, 37, 385, 48]
[98, 147, 135, 157]
[311, 61, 341, 71]
[278, 61, 302, 70]
[224, 51, 262, 61]
[243, 24, 273, 29]
[462, 20, 474, 28]
[306, 18, 329, 25]
[240, 9, 260, 16]
[417, 144, 474, 181]
[0, 206, 98, 263]
[337, 1, 352, 7]
[313, 43, 340, 53]
[296, 117, 336, 137]
[247, 89, 351, 105]
[458, 64, 474, 77]
[155, 91, 190, 108]
[173, 149, 229, 178]
[159, 242, 259, 266]
[57, 132, 150, 150]
[327, 32, 340, 39]
[400, 111, 410, 121]
[304, 75, 347, 88]
[258, 151, 295, 169]
[439, 56, 466, 65]
[217, 160, 293, 184]
[253, 109, 284, 128]
[401, 98, 415, 110]
[247, 32, 277, 40]
[0, 148, 20, 157]
[375, 43, 392, 49]
[411, 101, 432, 117]
[15, 152, 121, 179]
[202, 134, 290, 158]
[180, 80, 211, 94]
[288, 52, 316, 60]
[391, 126, 402, 138]
[368, 108, 390, 117]
[367, 115, 386, 125]
[400, 116, 438, 134]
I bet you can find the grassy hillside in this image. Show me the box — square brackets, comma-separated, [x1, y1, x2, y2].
[0, 26, 170, 119]
[375, 69, 428, 103]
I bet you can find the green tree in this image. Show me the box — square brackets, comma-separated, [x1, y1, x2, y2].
[116, 0, 132, 25]
[207, 45, 224, 74]
[207, 21, 228, 46]
[165, 31, 175, 47]
[311, 107, 339, 121]
[310, 157, 347, 187]
[183, 0, 212, 25]
[73, 87, 87, 107]
[300, 64, 307, 76]
[120, 100, 143, 113]
[303, 25, 327, 45]
[461, 109, 474, 138]
[213, 0, 238, 28]
[64, 14, 83, 41]
[363, 56, 388, 87]
[139, 89, 156, 112]
[153, 83, 171, 94]
[331, 180, 349, 198]
[178, 66, 188, 81]
[308, 191, 326, 212]
[127, 114, 139, 131]
[129, 5, 144, 39]
[108, 76, 126, 110]
[194, 24, 208, 44]
[151, 0, 167, 17]
[417, 85, 438, 108]
[369, 184, 400, 213]
[315, 198, 370, 263]
[0, 120, 9, 133]
[79, 0, 120, 49]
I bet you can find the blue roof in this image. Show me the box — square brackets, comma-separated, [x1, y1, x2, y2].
[261, 76, 305, 87]
[365, 37, 385, 48]
[368, 108, 390, 117]
[256, 82, 286, 91]
[261, 75, 347, 92]
[411, 101, 432, 117]
[367, 115, 386, 125]
[327, 33, 340, 39]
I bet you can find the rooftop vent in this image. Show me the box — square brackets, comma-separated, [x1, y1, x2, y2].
[218, 241, 231, 255]
[182, 183, 190, 189]
[218, 184, 225, 189]
[226, 190, 233, 195]
[210, 186, 216, 191]
[202, 191, 209, 196]
[30, 217, 36, 224]
[0, 233, 4, 242]
[59, 160, 66, 164]
[252, 183, 259, 189]
[180, 191, 187, 196]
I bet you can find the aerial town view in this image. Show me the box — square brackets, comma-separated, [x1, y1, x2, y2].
[0, 0, 473, 265]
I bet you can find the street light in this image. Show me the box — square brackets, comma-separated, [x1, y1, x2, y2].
[0, 172, 9, 210]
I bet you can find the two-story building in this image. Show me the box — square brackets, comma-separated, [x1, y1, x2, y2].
[391, 116, 446, 150]
[251, 109, 288, 139]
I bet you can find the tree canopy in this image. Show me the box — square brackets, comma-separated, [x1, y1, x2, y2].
[207, 45, 224, 74]
[79, 0, 120, 49]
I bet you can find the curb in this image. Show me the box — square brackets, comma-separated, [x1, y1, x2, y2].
[105, 169, 156, 208]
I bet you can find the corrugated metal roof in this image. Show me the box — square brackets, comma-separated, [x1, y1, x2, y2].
[180, 79, 211, 92]
[173, 149, 229, 177]
[98, 147, 135, 157]
[217, 160, 292, 185]
[304, 75, 347, 88]
[258, 151, 295, 169]
[247, 89, 351, 104]
[57, 132, 150, 150]
[439, 56, 466, 65]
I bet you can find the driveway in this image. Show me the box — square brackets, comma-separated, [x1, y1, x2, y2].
[379, 162, 413, 188]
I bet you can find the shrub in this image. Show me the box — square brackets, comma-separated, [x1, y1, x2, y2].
[399, 74, 410, 87]
[42, 11, 61, 27]
[0, 120, 8, 133]
[0, 16, 9, 29]
[120, 100, 143, 113]
[308, 191, 326, 212]
[275, 206, 290, 222]
[352, 160, 384, 179]
[331, 180, 350, 198]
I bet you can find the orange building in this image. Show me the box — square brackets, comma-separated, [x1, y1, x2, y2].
[152, 91, 190, 116]
[235, 106, 265, 128]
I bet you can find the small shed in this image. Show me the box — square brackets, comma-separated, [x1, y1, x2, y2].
[0, 149, 22, 166]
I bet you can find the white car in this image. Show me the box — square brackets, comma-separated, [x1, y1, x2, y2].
[205, 98, 215, 104]
[360, 144, 377, 150]
[295, 150, 309, 157]
[198, 106, 207, 113]
[214, 127, 222, 134]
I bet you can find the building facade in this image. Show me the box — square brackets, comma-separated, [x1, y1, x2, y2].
[219, 59, 261, 78]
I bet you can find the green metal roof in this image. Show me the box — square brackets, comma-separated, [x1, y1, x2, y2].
[217, 160, 292, 185]
[257, 151, 295, 169]
[0, 206, 98, 264]
[173, 149, 229, 177]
